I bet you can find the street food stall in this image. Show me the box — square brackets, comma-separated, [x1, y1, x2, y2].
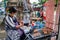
[5, 0, 59, 40]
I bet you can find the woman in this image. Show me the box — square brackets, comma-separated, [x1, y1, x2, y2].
[5, 7, 25, 40]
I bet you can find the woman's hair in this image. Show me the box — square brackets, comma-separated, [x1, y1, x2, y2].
[9, 7, 17, 13]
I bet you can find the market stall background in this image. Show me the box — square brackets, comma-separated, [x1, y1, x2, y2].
[0, 0, 59, 40]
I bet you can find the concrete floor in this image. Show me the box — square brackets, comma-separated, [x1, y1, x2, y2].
[0, 30, 6, 40]
[57, 16, 60, 40]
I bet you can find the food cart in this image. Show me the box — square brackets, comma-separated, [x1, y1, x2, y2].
[23, 27, 58, 40]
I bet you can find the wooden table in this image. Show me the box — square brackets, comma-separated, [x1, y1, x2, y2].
[31, 17, 42, 21]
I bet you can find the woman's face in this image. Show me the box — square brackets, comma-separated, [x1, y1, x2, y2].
[6, 8, 9, 11]
[32, 21, 35, 23]
[10, 12, 16, 17]
[37, 18, 40, 21]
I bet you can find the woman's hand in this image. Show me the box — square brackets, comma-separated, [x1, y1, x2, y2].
[16, 25, 20, 29]
[16, 23, 23, 29]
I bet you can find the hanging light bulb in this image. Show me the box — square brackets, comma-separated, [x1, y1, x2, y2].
[30, 0, 39, 4]
[0, 0, 2, 2]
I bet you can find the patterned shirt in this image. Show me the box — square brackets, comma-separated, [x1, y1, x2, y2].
[5, 15, 21, 40]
